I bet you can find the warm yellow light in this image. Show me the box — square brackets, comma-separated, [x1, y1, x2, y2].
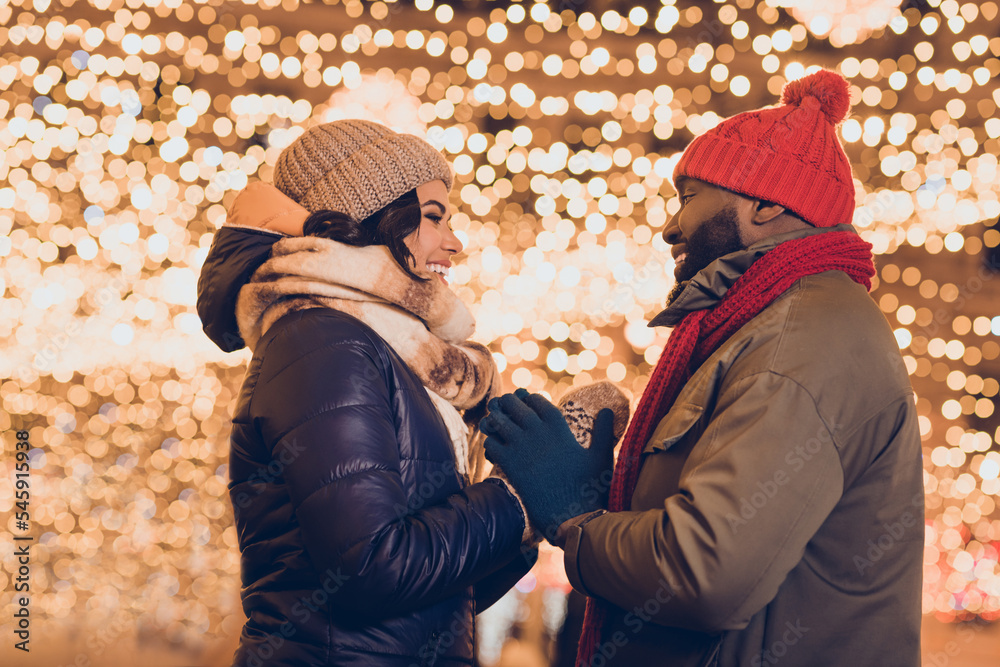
[3, 0, 998, 642]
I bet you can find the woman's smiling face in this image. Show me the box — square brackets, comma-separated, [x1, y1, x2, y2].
[406, 180, 463, 284]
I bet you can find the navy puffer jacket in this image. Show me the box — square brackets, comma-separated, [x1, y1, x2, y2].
[197, 226, 533, 667]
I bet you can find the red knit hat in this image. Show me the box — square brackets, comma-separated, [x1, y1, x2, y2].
[673, 69, 855, 227]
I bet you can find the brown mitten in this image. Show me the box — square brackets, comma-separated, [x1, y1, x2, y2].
[556, 381, 631, 449]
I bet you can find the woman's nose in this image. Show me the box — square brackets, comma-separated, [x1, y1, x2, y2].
[443, 226, 464, 254]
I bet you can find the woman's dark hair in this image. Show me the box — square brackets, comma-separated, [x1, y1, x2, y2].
[302, 188, 427, 282]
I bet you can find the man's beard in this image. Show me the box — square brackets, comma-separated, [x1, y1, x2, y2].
[666, 205, 745, 305]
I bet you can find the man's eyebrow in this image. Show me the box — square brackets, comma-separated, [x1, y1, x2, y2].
[673, 176, 690, 193]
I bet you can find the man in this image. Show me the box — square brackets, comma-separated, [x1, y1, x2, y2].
[481, 69, 923, 666]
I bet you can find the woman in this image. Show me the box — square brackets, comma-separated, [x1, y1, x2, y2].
[196, 119, 536, 667]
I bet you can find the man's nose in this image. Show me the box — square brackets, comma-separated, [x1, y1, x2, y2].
[662, 213, 681, 244]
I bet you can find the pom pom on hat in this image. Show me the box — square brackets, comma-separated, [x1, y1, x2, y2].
[672, 67, 855, 227]
[780, 69, 851, 124]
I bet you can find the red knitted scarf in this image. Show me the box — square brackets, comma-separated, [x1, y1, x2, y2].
[576, 230, 875, 667]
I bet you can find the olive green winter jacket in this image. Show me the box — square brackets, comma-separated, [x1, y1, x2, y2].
[558, 225, 923, 666]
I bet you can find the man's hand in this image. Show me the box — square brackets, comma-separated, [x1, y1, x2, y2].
[481, 388, 615, 543]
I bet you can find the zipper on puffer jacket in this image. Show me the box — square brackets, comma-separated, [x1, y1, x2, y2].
[703, 637, 722, 666]
[422, 631, 442, 667]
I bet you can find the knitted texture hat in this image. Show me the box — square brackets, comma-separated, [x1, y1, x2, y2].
[673, 69, 855, 227]
[272, 119, 452, 221]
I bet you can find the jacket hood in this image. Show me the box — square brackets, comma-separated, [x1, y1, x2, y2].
[197, 182, 313, 352]
[197, 225, 284, 352]
[649, 223, 859, 328]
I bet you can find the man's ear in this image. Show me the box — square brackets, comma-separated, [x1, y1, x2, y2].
[750, 200, 786, 225]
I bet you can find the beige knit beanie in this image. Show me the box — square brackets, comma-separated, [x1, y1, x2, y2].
[272, 119, 453, 221]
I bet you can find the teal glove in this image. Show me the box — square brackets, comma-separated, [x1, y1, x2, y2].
[482, 388, 615, 543]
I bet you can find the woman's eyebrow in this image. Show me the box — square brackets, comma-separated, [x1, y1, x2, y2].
[421, 200, 450, 224]
[421, 200, 447, 213]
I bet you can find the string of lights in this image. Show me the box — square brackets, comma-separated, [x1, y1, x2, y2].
[1, 0, 998, 654]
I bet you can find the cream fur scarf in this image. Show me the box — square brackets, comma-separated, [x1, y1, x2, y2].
[235, 235, 500, 481]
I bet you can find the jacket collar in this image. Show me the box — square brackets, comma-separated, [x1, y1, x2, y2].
[648, 223, 859, 328]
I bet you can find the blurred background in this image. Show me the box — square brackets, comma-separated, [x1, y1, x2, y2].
[1, 0, 999, 665]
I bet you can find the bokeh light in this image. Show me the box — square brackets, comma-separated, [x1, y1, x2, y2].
[1, 0, 1000, 660]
